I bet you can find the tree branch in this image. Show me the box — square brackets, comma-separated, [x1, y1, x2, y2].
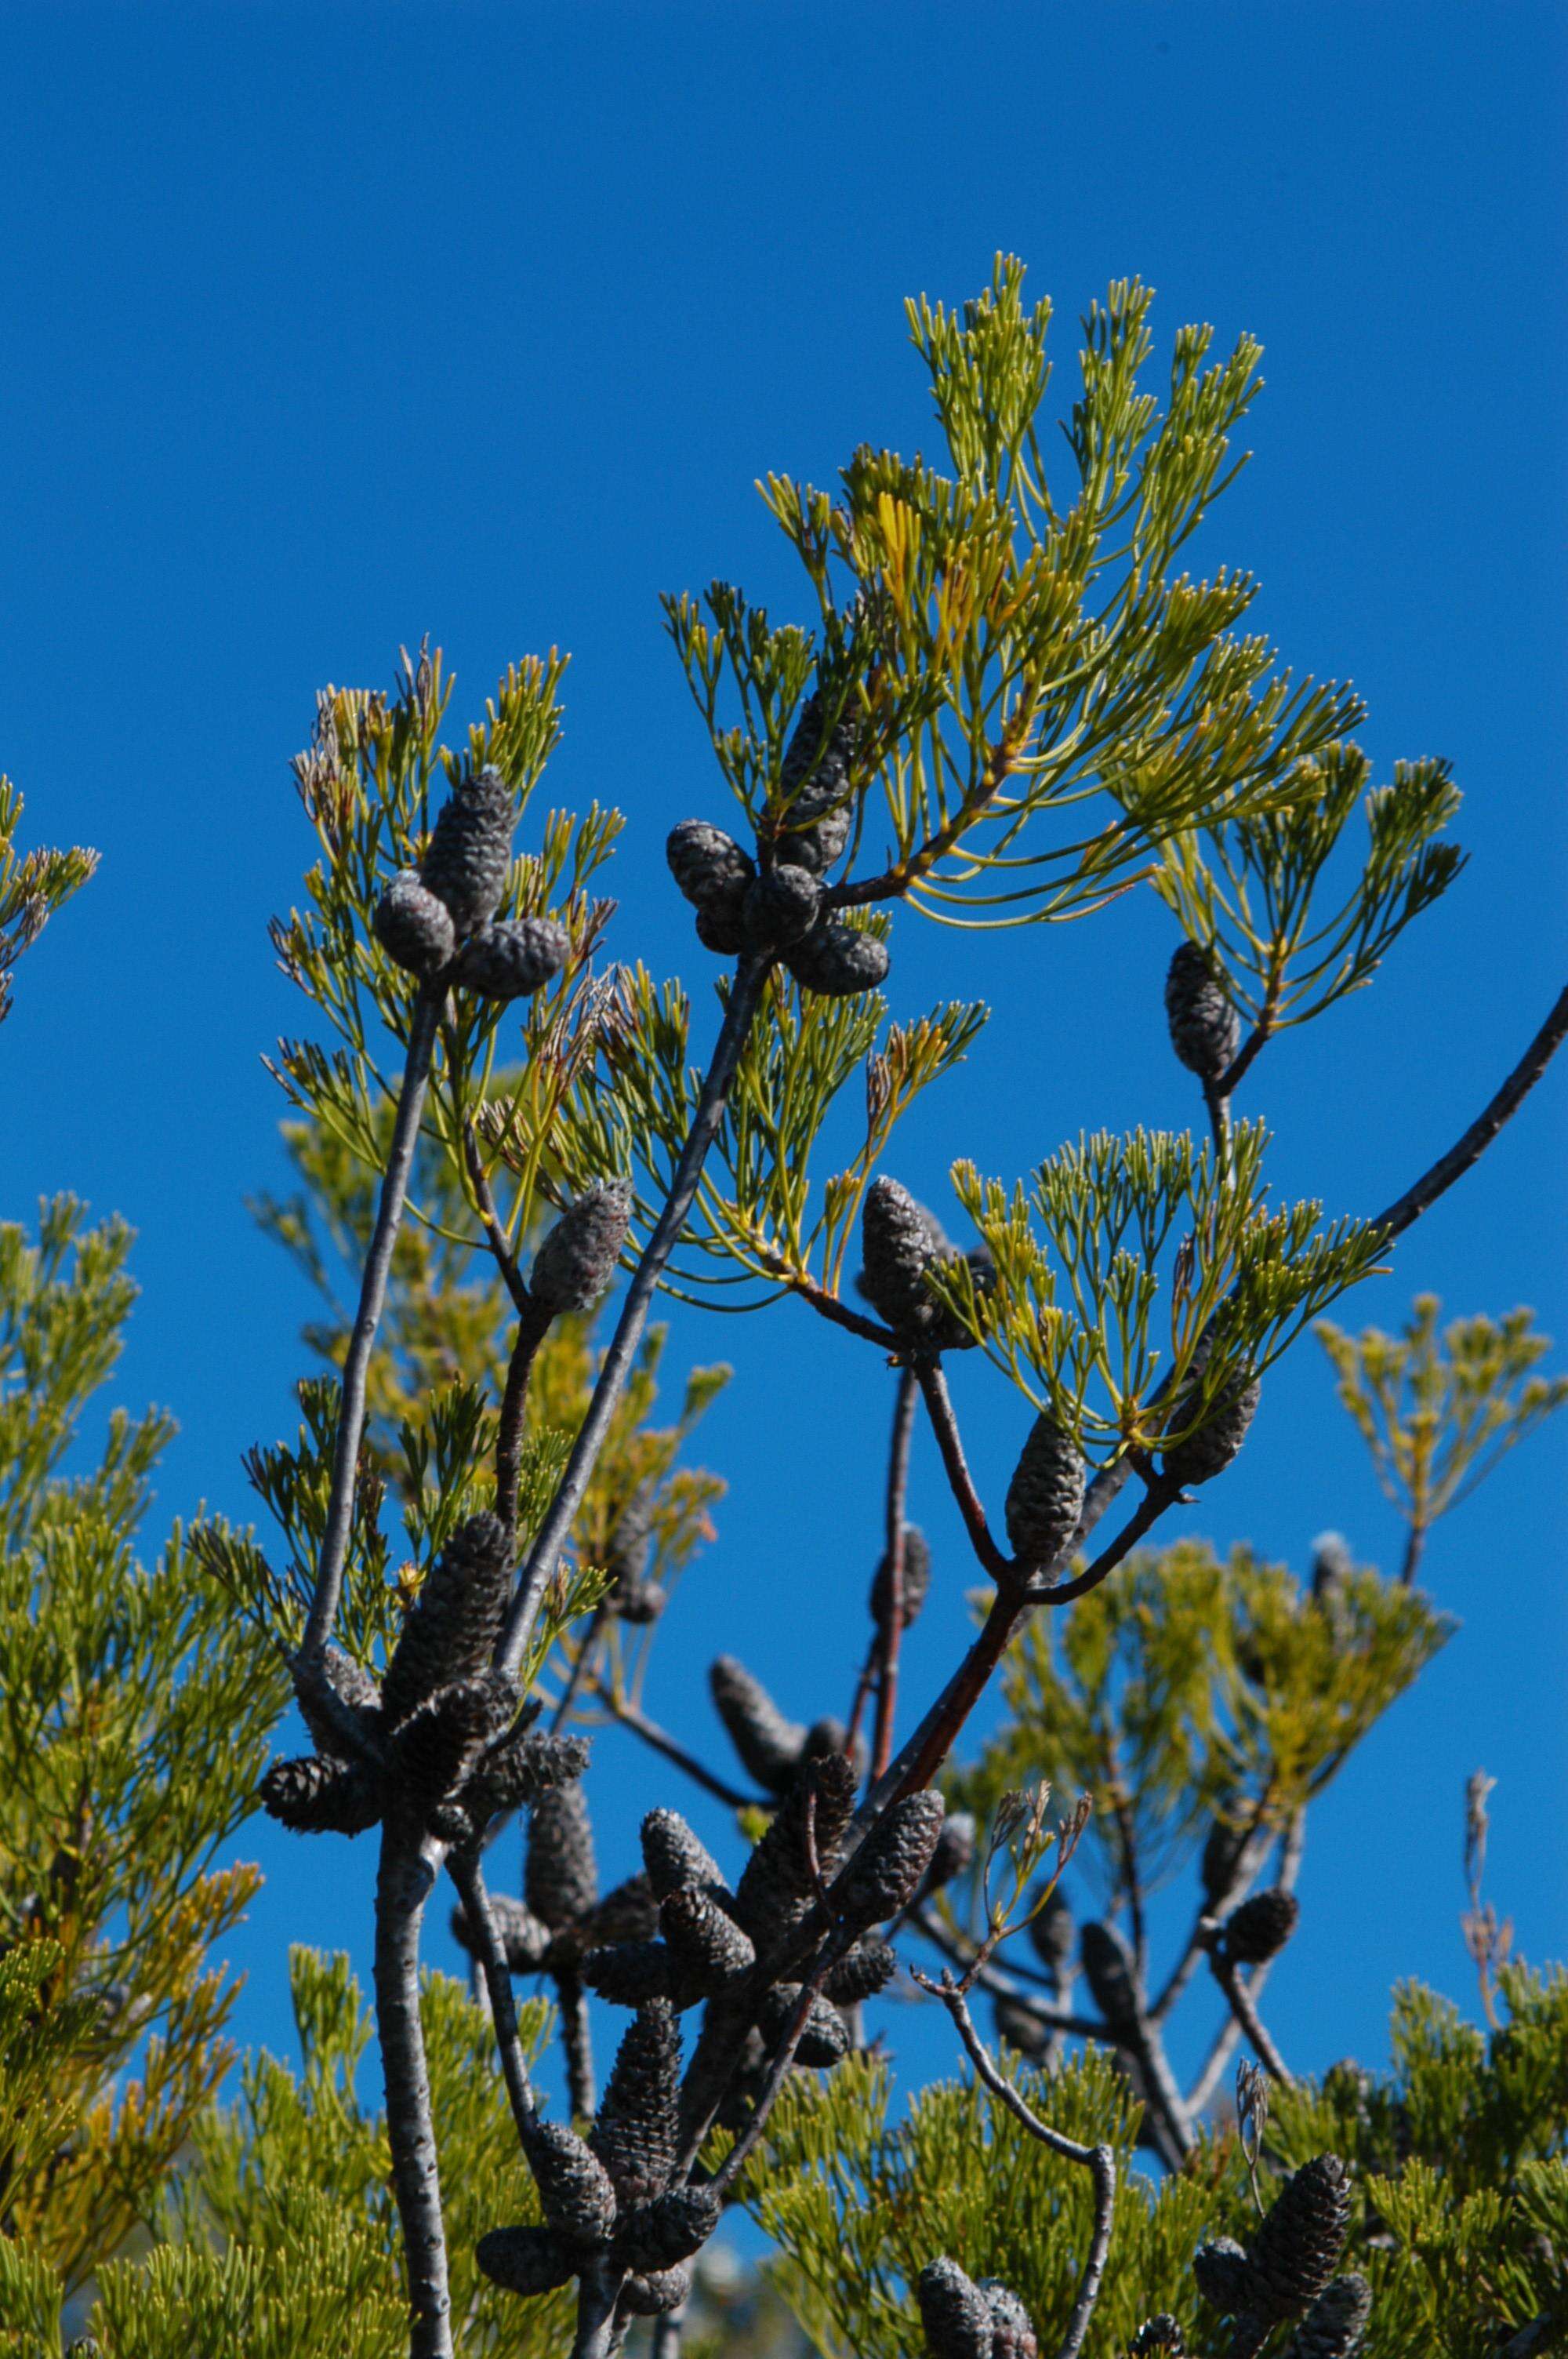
[446, 1848, 539, 2150]
[555, 1965, 596, 2118]
[871, 1364, 920, 1782]
[375, 1814, 452, 2359]
[494, 1295, 553, 1540]
[585, 1681, 767, 1812]
[913, 1359, 1012, 1583]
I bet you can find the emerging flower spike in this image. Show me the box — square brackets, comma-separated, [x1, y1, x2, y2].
[530, 1180, 635, 1315]
[372, 870, 456, 979]
[916, 2256, 995, 2359]
[590, 1999, 682, 2205]
[979, 2279, 1038, 2359]
[259, 1754, 381, 1837]
[709, 1654, 809, 1796]
[1224, 1887, 1301, 1967]
[612, 2185, 721, 2273]
[379, 1510, 514, 1732]
[742, 863, 820, 953]
[784, 919, 890, 998]
[1164, 940, 1240, 1082]
[769, 689, 859, 875]
[870, 1525, 932, 1633]
[525, 1780, 598, 1933]
[836, 1790, 946, 1934]
[1080, 1918, 1142, 2031]
[420, 764, 516, 935]
[452, 914, 569, 1002]
[1245, 2155, 1352, 2324]
[474, 2222, 577, 2296]
[1004, 1414, 1087, 1568]
[1162, 1372, 1261, 1488]
[525, 2120, 619, 2249]
[1288, 2274, 1373, 2359]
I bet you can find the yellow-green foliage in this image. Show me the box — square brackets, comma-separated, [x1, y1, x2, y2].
[0, 1201, 285, 2295]
[953, 1537, 1450, 1896]
[0, 775, 96, 1027]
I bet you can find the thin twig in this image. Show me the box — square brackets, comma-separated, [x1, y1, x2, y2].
[494, 1296, 553, 1540]
[918, 1972, 1116, 2359]
[871, 1365, 920, 1783]
[906, 1903, 1105, 2040]
[585, 1682, 765, 1811]
[444, 1016, 532, 1317]
[1399, 1520, 1428, 1587]
[447, 1849, 539, 2149]
[1185, 1810, 1305, 2114]
[498, 958, 770, 1679]
[303, 986, 442, 1661]
[712, 1936, 848, 2194]
[551, 1602, 611, 1735]
[556, 1965, 596, 2118]
[773, 1263, 899, 1351]
[913, 1359, 1012, 1583]
[1206, 1945, 1294, 2085]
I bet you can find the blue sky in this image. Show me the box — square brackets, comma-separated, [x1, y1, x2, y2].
[4, 1, 1565, 2143]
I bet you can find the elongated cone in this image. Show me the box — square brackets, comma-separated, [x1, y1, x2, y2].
[994, 1994, 1051, 2062]
[1164, 940, 1240, 1082]
[449, 1890, 551, 1973]
[661, 1885, 756, 1997]
[858, 1178, 950, 1336]
[1028, 1884, 1076, 1983]
[734, 1751, 858, 1936]
[582, 1940, 674, 2006]
[392, 1668, 518, 1804]
[1289, 2274, 1372, 2359]
[870, 1525, 932, 1633]
[526, 1781, 597, 1932]
[921, 1812, 976, 1896]
[295, 1645, 383, 1760]
[421, 764, 515, 935]
[1246, 2155, 1352, 2323]
[1200, 1812, 1254, 1910]
[1080, 1918, 1141, 2031]
[1224, 1888, 1301, 1967]
[743, 863, 820, 952]
[374, 869, 456, 978]
[453, 915, 568, 1001]
[260, 1754, 381, 1836]
[530, 1180, 633, 1314]
[576, 1873, 662, 1951]
[785, 920, 889, 997]
[527, 2121, 618, 2249]
[757, 1983, 850, 2068]
[619, 2266, 692, 2317]
[825, 1937, 898, 2005]
[591, 1999, 682, 2204]
[709, 1655, 808, 1795]
[980, 2279, 1038, 2359]
[1163, 1372, 1260, 1488]
[770, 690, 858, 874]
[469, 1728, 590, 1818]
[1004, 1414, 1087, 1567]
[381, 1511, 513, 1731]
[836, 1792, 946, 1934]
[641, 1808, 729, 1904]
[474, 2222, 577, 2295]
[666, 820, 754, 947]
[1192, 2237, 1258, 2317]
[613, 2186, 720, 2272]
[916, 2257, 993, 2359]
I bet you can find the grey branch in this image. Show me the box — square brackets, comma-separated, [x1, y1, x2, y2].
[375, 1816, 453, 2359]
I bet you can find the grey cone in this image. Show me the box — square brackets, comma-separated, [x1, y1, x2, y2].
[531, 1180, 634, 1314]
[1224, 1887, 1301, 1967]
[526, 1780, 597, 1932]
[259, 1753, 381, 1837]
[453, 915, 569, 1001]
[380, 1510, 513, 1731]
[742, 863, 820, 952]
[1246, 2155, 1352, 2323]
[770, 690, 858, 875]
[916, 2257, 994, 2359]
[709, 1654, 808, 1795]
[1162, 1372, 1261, 1488]
[591, 1999, 682, 2205]
[421, 765, 516, 936]
[1004, 1414, 1087, 1567]
[785, 920, 890, 997]
[1164, 940, 1240, 1082]
[1287, 2274, 1372, 2359]
[837, 1791, 946, 1934]
[374, 870, 456, 978]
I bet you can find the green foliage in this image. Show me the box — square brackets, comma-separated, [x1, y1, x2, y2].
[1317, 1294, 1568, 1554]
[0, 1201, 285, 2294]
[951, 1539, 1450, 1898]
[0, 776, 96, 1027]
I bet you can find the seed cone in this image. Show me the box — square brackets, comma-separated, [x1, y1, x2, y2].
[1192, 2237, 1258, 2316]
[695, 902, 749, 957]
[392, 1669, 518, 1804]
[980, 2280, 1037, 2359]
[420, 764, 514, 934]
[530, 1180, 633, 1315]
[771, 690, 859, 874]
[641, 1808, 728, 1903]
[743, 863, 820, 952]
[837, 1792, 946, 1934]
[525, 1781, 597, 1932]
[453, 915, 569, 1002]
[1200, 1812, 1255, 1910]
[527, 2121, 618, 2248]
[1287, 2274, 1372, 2359]
[785, 919, 890, 998]
[606, 1485, 658, 1619]
[825, 1937, 898, 2005]
[450, 1889, 552, 1972]
[1027, 1885, 1076, 1982]
[858, 1178, 950, 1336]
[922, 1811, 976, 1896]
[1247, 2155, 1352, 2323]
[916, 2257, 994, 2359]
[1164, 940, 1240, 1082]
[613, 2186, 721, 2272]
[619, 2266, 693, 2317]
[374, 870, 456, 978]
[870, 1525, 932, 1633]
[591, 1999, 682, 2205]
[578, 1874, 662, 1951]
[734, 1751, 858, 1936]
[474, 2222, 577, 2296]
[666, 820, 754, 935]
[757, 1983, 851, 2067]
[1080, 1918, 1142, 2030]
[710, 1655, 808, 1795]
[1128, 2319, 1186, 2354]
[260, 1754, 381, 1836]
[582, 1940, 674, 2007]
[1163, 1372, 1261, 1488]
[1004, 1415, 1087, 1567]
[1225, 1887, 1301, 1967]
[661, 1885, 756, 1996]
[469, 1728, 590, 1819]
[381, 1511, 513, 1730]
[295, 1645, 383, 1760]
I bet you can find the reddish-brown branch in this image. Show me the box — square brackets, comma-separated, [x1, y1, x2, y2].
[913, 1359, 1013, 1583]
[871, 1365, 920, 1783]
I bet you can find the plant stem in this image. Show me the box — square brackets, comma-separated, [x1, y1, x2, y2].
[303, 986, 442, 1662]
[497, 958, 770, 1680]
[446, 1849, 538, 2149]
[585, 1683, 764, 1811]
[1399, 1519, 1428, 1587]
[494, 1296, 553, 1540]
[375, 1814, 452, 2359]
[712, 1936, 847, 2194]
[1208, 1948, 1293, 2085]
[556, 1965, 596, 2117]
[871, 1365, 919, 1783]
[913, 1359, 1012, 1583]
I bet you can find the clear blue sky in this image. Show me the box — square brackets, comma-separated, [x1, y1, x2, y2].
[3, 1, 1564, 2141]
